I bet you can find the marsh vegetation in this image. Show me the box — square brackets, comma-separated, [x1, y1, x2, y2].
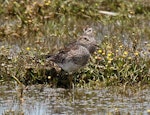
[0, 0, 150, 114]
[0, 0, 149, 87]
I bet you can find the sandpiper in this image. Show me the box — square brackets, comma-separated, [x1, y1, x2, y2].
[46, 27, 97, 73]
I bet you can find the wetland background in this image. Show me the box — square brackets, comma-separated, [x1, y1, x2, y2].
[0, 0, 150, 114]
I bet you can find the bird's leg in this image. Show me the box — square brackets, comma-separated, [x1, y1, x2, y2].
[68, 74, 75, 104]
[68, 73, 74, 90]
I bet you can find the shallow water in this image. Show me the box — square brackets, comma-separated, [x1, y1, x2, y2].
[0, 83, 150, 115]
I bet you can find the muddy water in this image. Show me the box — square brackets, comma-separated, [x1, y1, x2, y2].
[0, 83, 150, 115]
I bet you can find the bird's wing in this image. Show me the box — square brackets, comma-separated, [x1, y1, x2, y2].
[47, 44, 77, 63]
[66, 45, 90, 66]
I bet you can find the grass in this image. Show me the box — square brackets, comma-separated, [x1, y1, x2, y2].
[0, 0, 150, 88]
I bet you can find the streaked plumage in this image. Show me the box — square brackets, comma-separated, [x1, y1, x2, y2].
[46, 27, 97, 73]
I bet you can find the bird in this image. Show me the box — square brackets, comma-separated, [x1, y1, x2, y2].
[46, 27, 97, 73]
[44, 27, 97, 88]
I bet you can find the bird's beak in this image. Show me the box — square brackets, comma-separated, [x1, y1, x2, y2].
[95, 44, 99, 47]
[94, 44, 99, 50]
[94, 44, 99, 47]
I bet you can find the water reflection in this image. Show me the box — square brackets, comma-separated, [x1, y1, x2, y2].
[0, 83, 150, 115]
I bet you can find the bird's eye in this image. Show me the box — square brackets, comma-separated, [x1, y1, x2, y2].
[84, 37, 89, 41]
[87, 29, 92, 32]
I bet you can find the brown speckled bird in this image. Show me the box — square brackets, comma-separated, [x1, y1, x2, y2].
[46, 27, 97, 73]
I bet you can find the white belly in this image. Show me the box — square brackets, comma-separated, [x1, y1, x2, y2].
[58, 62, 82, 73]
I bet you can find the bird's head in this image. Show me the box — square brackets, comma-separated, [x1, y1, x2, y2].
[77, 36, 97, 54]
[83, 27, 95, 37]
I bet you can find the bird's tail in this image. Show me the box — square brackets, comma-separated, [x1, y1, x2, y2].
[45, 54, 55, 62]
[33, 53, 54, 63]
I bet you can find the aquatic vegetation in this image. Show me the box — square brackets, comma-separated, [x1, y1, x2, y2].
[0, 0, 150, 88]
[78, 37, 150, 87]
